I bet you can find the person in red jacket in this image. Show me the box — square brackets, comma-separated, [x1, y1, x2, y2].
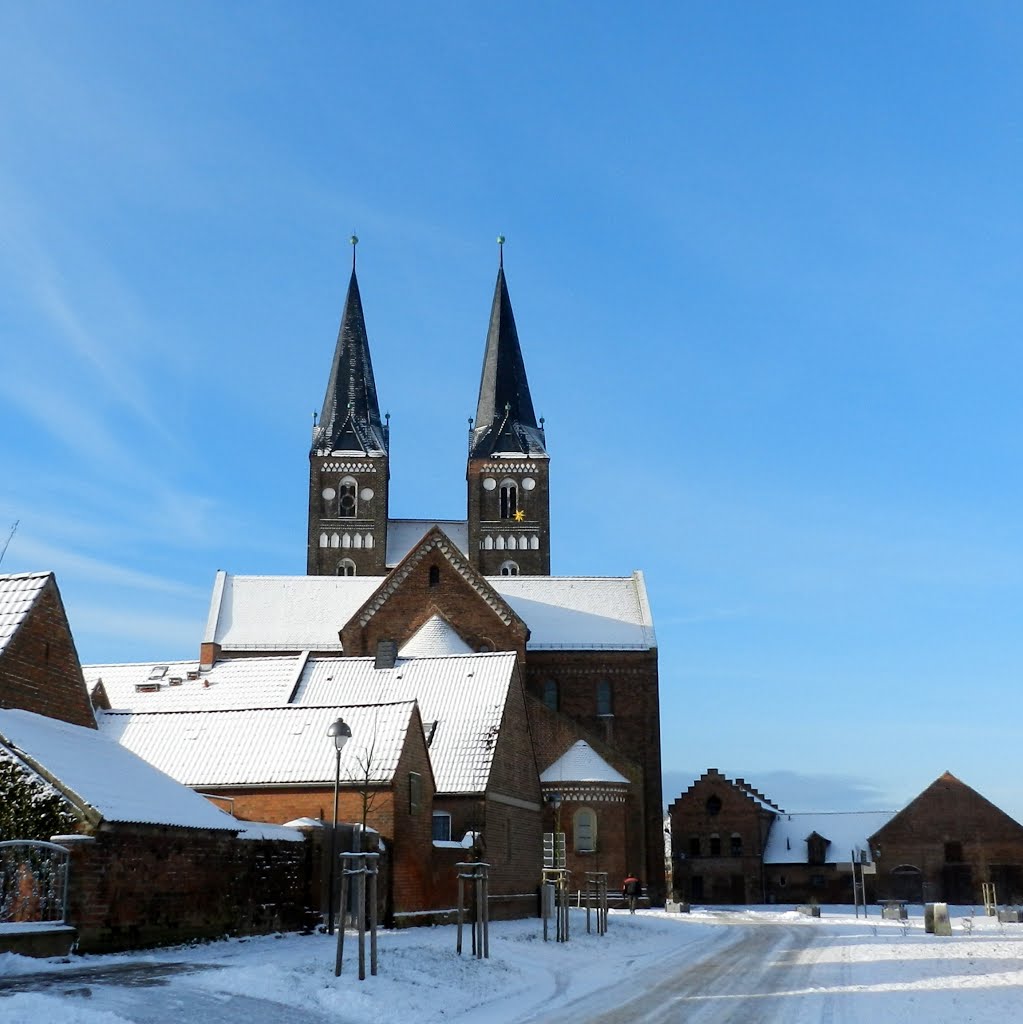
[622, 873, 642, 913]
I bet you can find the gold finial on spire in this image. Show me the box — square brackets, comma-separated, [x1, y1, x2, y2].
[350, 233, 359, 270]
[497, 235, 505, 269]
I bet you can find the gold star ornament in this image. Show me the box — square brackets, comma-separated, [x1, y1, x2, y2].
[513, 509, 526, 522]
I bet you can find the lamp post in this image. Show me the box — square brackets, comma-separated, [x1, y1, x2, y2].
[326, 717, 352, 936]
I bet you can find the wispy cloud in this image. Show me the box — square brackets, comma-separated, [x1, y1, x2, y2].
[69, 605, 204, 656]
[0, 178, 178, 447]
[11, 536, 205, 600]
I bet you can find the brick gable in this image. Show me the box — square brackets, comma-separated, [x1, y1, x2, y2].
[0, 576, 95, 729]
[340, 528, 528, 658]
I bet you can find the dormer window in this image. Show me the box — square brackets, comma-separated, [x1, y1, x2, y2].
[500, 479, 518, 519]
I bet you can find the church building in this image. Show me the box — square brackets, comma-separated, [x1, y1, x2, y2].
[86, 241, 665, 919]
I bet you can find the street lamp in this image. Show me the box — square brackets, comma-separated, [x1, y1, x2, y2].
[326, 717, 352, 936]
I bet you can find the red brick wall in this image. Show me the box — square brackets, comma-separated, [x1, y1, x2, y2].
[524, 651, 664, 902]
[200, 785, 391, 830]
[65, 826, 311, 953]
[341, 553, 527, 659]
[0, 578, 95, 729]
[482, 667, 542, 903]
[389, 707, 437, 914]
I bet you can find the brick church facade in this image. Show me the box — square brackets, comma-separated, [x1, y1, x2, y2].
[298, 240, 663, 902]
[84, 242, 665, 915]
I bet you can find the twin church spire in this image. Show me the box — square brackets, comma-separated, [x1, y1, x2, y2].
[313, 240, 388, 457]
[308, 239, 550, 578]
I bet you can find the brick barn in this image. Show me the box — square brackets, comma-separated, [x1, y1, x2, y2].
[669, 768, 1023, 906]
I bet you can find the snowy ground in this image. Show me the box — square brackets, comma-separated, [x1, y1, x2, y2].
[2, 905, 1023, 1023]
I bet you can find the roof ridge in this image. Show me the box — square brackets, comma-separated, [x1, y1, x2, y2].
[100, 699, 419, 718]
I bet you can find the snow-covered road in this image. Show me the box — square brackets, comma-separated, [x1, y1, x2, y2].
[4, 907, 1023, 1023]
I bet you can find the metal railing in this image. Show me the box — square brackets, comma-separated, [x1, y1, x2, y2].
[0, 841, 71, 925]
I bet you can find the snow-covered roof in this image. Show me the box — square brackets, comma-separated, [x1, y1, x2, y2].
[0, 572, 50, 658]
[202, 570, 655, 653]
[399, 616, 473, 658]
[0, 708, 238, 832]
[83, 656, 305, 712]
[235, 822, 305, 842]
[204, 572, 378, 651]
[99, 702, 417, 788]
[763, 811, 897, 865]
[492, 572, 655, 649]
[540, 741, 629, 785]
[294, 652, 517, 794]
[386, 519, 468, 567]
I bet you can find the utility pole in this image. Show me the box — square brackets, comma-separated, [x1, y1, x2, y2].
[0, 521, 18, 568]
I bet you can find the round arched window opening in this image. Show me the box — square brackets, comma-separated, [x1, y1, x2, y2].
[337, 558, 357, 577]
[574, 807, 597, 853]
[705, 795, 722, 817]
[338, 476, 358, 518]
[499, 560, 519, 576]
[499, 479, 518, 520]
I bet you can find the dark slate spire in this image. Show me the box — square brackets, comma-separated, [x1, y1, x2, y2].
[313, 262, 387, 455]
[470, 252, 546, 458]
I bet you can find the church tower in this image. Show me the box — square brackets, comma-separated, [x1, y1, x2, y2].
[307, 240, 390, 576]
[467, 241, 550, 576]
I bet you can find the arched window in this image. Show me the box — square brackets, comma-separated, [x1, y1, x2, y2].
[596, 679, 613, 716]
[365, 534, 374, 549]
[429, 565, 440, 587]
[709, 833, 721, 856]
[483, 536, 494, 550]
[574, 808, 597, 853]
[319, 533, 328, 548]
[542, 679, 559, 711]
[337, 558, 357, 577]
[338, 476, 358, 518]
[495, 535, 506, 550]
[329, 533, 340, 548]
[342, 533, 352, 548]
[500, 479, 518, 519]
[500, 560, 519, 576]
[353, 533, 363, 548]
[731, 833, 743, 857]
[530, 536, 540, 550]
[507, 535, 517, 550]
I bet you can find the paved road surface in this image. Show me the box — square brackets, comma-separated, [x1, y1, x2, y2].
[1, 916, 846, 1024]
[509, 915, 845, 1024]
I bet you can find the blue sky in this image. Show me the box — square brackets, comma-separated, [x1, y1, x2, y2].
[2, 5, 1020, 818]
